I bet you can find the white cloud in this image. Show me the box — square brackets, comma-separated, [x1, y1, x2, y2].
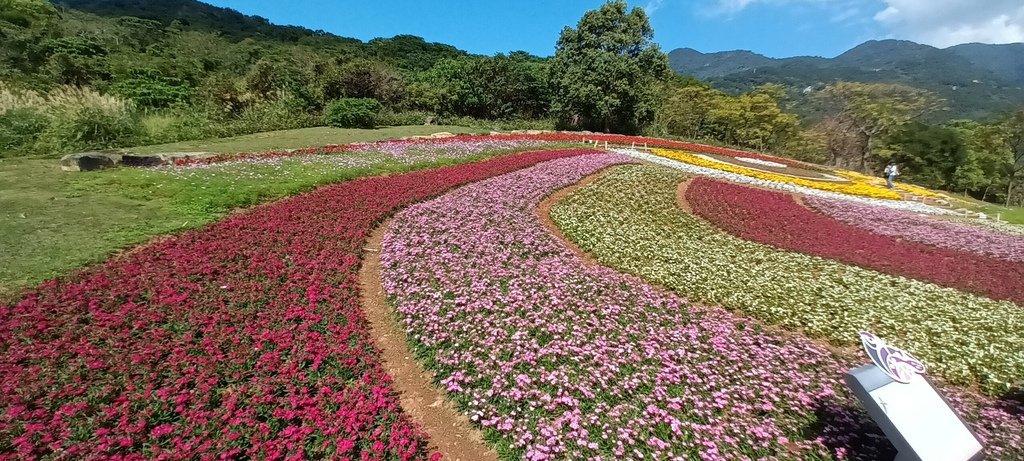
[644, 0, 666, 15]
[830, 7, 860, 24]
[873, 0, 1024, 47]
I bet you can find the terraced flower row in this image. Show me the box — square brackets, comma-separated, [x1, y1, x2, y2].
[0, 149, 592, 459]
[165, 138, 557, 175]
[806, 196, 1024, 263]
[551, 165, 1024, 396]
[174, 132, 810, 171]
[380, 157, 1023, 460]
[380, 155, 880, 460]
[651, 149, 903, 200]
[613, 149, 951, 215]
[687, 178, 1024, 304]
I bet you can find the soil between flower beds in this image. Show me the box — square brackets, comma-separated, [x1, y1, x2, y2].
[0, 148, 598, 459]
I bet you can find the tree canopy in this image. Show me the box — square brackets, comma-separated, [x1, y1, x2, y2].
[548, 0, 669, 134]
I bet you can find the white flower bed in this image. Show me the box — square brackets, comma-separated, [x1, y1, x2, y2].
[735, 156, 788, 168]
[612, 148, 956, 216]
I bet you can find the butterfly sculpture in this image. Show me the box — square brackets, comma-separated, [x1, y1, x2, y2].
[859, 331, 927, 384]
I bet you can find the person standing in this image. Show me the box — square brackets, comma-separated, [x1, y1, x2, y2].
[883, 161, 900, 189]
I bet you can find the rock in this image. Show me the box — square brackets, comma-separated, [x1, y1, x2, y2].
[121, 152, 216, 167]
[525, 130, 544, 135]
[429, 132, 456, 139]
[120, 154, 163, 167]
[489, 131, 504, 136]
[60, 152, 120, 172]
[157, 152, 216, 164]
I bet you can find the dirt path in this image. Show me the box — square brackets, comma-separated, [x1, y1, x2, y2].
[535, 169, 614, 266]
[360, 221, 499, 461]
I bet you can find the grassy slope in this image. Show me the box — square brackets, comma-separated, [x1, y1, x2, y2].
[126, 125, 481, 155]
[0, 125, 496, 299]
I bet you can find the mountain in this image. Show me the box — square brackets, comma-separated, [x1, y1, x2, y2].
[668, 40, 1024, 121]
[52, 0, 468, 70]
[946, 42, 1024, 85]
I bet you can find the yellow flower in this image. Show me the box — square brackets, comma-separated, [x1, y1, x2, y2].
[654, 150, 903, 200]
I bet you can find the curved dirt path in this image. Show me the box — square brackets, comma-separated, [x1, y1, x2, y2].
[360, 221, 499, 461]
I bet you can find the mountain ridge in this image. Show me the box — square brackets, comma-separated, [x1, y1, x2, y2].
[668, 39, 1024, 121]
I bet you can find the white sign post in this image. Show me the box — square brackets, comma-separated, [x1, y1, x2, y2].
[845, 332, 984, 461]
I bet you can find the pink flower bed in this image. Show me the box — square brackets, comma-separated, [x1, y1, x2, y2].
[805, 197, 1024, 263]
[173, 132, 808, 170]
[0, 149, 594, 459]
[687, 178, 1024, 305]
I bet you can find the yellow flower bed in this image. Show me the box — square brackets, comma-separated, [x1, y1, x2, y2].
[654, 150, 903, 200]
[836, 170, 948, 199]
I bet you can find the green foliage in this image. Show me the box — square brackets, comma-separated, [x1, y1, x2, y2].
[658, 82, 799, 153]
[325, 98, 381, 129]
[0, 0, 57, 28]
[0, 108, 49, 156]
[887, 122, 967, 189]
[815, 82, 945, 171]
[110, 69, 191, 108]
[376, 110, 430, 127]
[37, 86, 143, 155]
[1002, 109, 1024, 206]
[411, 53, 549, 120]
[548, 0, 669, 134]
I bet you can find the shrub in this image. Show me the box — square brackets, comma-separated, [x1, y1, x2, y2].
[38, 86, 143, 155]
[110, 69, 191, 109]
[0, 108, 49, 157]
[325, 98, 381, 129]
[0, 83, 49, 156]
[234, 92, 320, 133]
[375, 109, 429, 127]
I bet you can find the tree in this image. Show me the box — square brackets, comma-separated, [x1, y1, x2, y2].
[886, 123, 967, 190]
[1002, 109, 1024, 205]
[947, 120, 1010, 200]
[816, 82, 945, 172]
[337, 59, 405, 106]
[548, 0, 669, 134]
[659, 81, 721, 140]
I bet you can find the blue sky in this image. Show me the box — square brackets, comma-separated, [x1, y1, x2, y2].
[203, 0, 1024, 58]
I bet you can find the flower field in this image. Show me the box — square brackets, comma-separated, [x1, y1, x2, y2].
[612, 149, 952, 215]
[0, 148, 593, 459]
[551, 165, 1024, 396]
[3, 131, 1024, 460]
[381, 155, 889, 460]
[686, 178, 1024, 304]
[381, 157, 1023, 460]
[806, 196, 1024, 262]
[650, 149, 902, 200]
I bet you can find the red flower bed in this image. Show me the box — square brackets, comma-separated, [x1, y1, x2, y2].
[687, 178, 1024, 305]
[0, 149, 595, 459]
[175, 132, 807, 170]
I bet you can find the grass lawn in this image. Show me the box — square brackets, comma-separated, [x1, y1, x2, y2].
[125, 125, 481, 155]
[965, 200, 1024, 225]
[1, 125, 554, 300]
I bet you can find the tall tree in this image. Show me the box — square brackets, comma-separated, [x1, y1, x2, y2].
[548, 0, 669, 134]
[816, 82, 945, 172]
[1002, 109, 1024, 205]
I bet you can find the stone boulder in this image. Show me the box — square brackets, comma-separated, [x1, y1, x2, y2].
[60, 152, 121, 172]
[429, 132, 456, 139]
[121, 152, 216, 167]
